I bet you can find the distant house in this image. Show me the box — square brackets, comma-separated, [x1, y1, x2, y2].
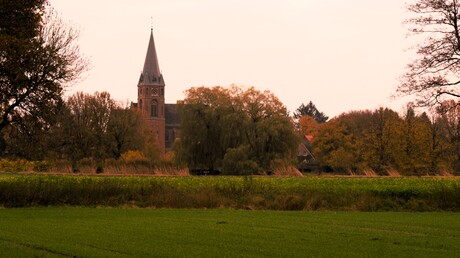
[297, 135, 318, 172]
[131, 29, 180, 151]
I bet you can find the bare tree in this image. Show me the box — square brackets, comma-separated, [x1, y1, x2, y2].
[398, 0, 460, 107]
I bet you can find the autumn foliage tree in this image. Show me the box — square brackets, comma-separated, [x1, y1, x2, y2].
[313, 117, 356, 172]
[313, 106, 459, 175]
[436, 100, 460, 170]
[176, 85, 299, 175]
[396, 108, 431, 174]
[298, 115, 319, 137]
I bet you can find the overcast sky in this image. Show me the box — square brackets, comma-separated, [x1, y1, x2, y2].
[50, 0, 416, 118]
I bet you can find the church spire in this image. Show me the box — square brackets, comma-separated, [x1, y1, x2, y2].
[139, 29, 162, 85]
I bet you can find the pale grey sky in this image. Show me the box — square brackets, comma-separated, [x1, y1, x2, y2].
[51, 0, 415, 118]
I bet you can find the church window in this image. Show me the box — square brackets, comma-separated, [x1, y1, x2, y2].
[139, 99, 143, 109]
[151, 100, 158, 117]
[146, 88, 149, 95]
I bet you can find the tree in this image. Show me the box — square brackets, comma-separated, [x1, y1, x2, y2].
[176, 86, 240, 171]
[293, 101, 328, 123]
[314, 108, 405, 174]
[398, 0, 460, 106]
[52, 92, 113, 168]
[0, 1, 88, 153]
[329, 110, 375, 172]
[436, 100, 460, 172]
[313, 118, 356, 172]
[364, 108, 403, 173]
[298, 115, 319, 137]
[395, 108, 432, 175]
[106, 106, 145, 159]
[45, 91, 160, 170]
[239, 87, 299, 171]
[176, 85, 299, 174]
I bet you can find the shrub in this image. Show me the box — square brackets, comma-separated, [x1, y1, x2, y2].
[120, 150, 151, 167]
[32, 161, 50, 172]
[121, 150, 148, 163]
[0, 159, 32, 173]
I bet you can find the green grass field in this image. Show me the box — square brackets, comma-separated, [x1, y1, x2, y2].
[0, 208, 458, 257]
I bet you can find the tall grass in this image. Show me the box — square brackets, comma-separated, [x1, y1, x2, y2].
[0, 158, 189, 176]
[0, 175, 459, 211]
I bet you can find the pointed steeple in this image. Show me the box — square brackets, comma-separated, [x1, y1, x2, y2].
[139, 29, 163, 85]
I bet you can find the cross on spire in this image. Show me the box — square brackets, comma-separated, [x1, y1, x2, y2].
[150, 16, 153, 31]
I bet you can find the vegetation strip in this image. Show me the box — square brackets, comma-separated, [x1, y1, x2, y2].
[0, 175, 459, 211]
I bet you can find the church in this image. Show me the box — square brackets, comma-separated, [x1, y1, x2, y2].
[131, 29, 180, 151]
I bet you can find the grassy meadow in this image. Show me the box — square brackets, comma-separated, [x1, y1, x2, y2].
[0, 208, 458, 257]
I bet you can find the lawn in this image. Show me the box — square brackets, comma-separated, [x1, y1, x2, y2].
[0, 208, 458, 257]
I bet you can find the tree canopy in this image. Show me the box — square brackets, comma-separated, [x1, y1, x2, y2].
[176, 85, 299, 175]
[293, 101, 328, 123]
[312, 107, 458, 175]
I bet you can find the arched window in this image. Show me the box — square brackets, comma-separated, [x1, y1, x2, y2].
[139, 99, 143, 109]
[151, 100, 158, 117]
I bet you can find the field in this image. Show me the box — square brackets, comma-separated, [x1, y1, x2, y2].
[0, 175, 459, 210]
[0, 208, 458, 257]
[0, 176, 459, 257]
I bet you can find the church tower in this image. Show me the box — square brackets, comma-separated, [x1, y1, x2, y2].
[137, 29, 166, 150]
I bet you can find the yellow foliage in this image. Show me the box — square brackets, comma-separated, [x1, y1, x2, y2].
[121, 150, 148, 163]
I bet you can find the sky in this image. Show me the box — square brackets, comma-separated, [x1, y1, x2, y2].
[50, 0, 416, 118]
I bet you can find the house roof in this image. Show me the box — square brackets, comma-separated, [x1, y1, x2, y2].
[298, 135, 315, 159]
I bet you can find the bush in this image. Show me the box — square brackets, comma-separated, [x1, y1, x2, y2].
[0, 159, 32, 173]
[32, 161, 50, 172]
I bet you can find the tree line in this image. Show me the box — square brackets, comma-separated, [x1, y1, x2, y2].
[2, 91, 162, 171]
[302, 102, 460, 175]
[3, 0, 460, 175]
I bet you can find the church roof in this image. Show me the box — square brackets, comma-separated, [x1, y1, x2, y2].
[139, 29, 163, 85]
[165, 104, 180, 126]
